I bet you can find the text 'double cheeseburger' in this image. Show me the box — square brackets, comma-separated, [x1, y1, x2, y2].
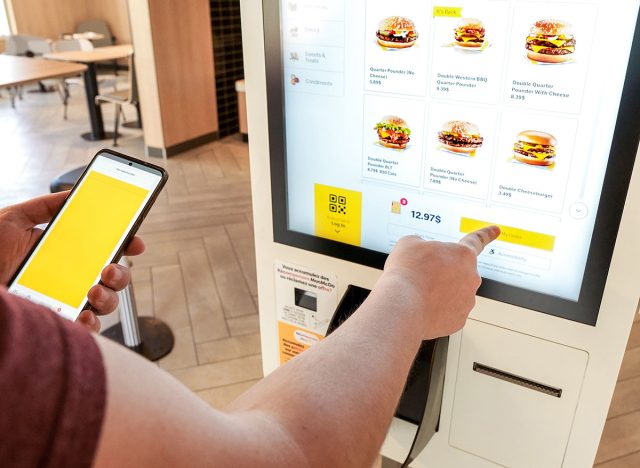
[526, 19, 575, 63]
[513, 130, 557, 166]
[454, 18, 485, 48]
[376, 16, 418, 49]
[375, 116, 411, 149]
[438, 121, 483, 154]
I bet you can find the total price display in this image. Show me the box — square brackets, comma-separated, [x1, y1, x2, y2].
[411, 211, 442, 224]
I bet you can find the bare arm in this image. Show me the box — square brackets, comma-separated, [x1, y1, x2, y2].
[93, 227, 499, 468]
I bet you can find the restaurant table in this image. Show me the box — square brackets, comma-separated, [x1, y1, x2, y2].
[0, 55, 86, 107]
[44, 44, 133, 141]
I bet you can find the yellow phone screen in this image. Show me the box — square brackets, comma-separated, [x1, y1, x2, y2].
[9, 154, 161, 320]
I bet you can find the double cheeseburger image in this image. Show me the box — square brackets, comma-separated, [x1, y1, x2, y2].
[438, 120, 484, 154]
[454, 18, 486, 48]
[526, 19, 576, 63]
[376, 16, 418, 49]
[375, 116, 411, 150]
[513, 130, 557, 167]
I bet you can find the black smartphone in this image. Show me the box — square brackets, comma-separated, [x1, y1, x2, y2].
[8, 149, 168, 320]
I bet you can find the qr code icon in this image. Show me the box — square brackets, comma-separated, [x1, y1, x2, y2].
[329, 194, 347, 215]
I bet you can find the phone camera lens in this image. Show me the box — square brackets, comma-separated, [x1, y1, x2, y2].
[128, 162, 133, 166]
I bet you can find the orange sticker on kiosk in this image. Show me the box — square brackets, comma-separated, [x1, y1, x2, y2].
[278, 321, 324, 364]
[460, 217, 556, 252]
[314, 184, 362, 246]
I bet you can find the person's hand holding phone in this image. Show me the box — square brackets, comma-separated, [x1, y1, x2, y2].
[0, 191, 145, 332]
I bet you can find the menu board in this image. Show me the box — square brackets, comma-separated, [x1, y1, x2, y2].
[269, 0, 640, 322]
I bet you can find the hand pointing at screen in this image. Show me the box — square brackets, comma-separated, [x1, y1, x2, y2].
[0, 191, 144, 332]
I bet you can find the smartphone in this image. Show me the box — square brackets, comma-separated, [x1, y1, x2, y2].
[8, 149, 168, 321]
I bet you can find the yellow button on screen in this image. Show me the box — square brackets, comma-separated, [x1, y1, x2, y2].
[460, 217, 556, 252]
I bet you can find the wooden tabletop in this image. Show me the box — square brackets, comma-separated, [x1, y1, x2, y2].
[44, 44, 133, 64]
[0, 55, 87, 88]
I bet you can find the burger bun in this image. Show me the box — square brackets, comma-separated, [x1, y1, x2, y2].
[377, 37, 416, 49]
[530, 19, 573, 37]
[527, 50, 573, 63]
[380, 140, 408, 150]
[455, 41, 483, 49]
[442, 144, 477, 154]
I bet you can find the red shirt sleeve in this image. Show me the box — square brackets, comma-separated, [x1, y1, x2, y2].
[0, 287, 106, 468]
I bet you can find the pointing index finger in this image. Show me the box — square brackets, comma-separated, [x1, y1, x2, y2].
[459, 225, 501, 255]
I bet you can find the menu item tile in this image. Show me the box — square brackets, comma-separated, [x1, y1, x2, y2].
[491, 111, 578, 213]
[504, 2, 597, 113]
[362, 95, 425, 187]
[424, 102, 497, 199]
[364, 1, 429, 96]
[430, 1, 509, 104]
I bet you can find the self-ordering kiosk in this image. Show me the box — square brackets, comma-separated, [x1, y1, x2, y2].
[240, 0, 640, 466]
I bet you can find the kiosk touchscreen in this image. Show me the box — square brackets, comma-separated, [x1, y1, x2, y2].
[244, 0, 640, 466]
[265, 0, 640, 326]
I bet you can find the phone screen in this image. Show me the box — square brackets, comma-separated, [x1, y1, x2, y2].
[8, 152, 165, 321]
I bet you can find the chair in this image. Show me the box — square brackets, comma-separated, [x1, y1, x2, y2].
[4, 35, 46, 106]
[95, 54, 138, 146]
[51, 38, 94, 52]
[76, 20, 118, 75]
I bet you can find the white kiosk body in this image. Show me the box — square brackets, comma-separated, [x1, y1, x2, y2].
[241, 0, 640, 466]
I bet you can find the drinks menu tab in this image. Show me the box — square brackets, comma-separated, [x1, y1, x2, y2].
[280, 0, 639, 302]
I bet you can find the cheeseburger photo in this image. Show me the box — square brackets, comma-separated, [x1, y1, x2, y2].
[454, 18, 486, 48]
[513, 130, 557, 166]
[526, 19, 576, 63]
[438, 120, 484, 154]
[376, 16, 418, 49]
[375, 116, 411, 149]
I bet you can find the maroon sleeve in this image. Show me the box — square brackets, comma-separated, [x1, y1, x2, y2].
[0, 288, 106, 468]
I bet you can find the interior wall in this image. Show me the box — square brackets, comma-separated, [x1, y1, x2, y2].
[7, 0, 131, 44]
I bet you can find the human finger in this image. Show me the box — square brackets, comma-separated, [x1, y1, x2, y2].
[77, 310, 101, 333]
[13, 191, 68, 228]
[87, 284, 119, 316]
[124, 236, 145, 256]
[459, 226, 501, 255]
[101, 264, 131, 292]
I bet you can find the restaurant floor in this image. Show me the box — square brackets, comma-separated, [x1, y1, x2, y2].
[0, 86, 638, 467]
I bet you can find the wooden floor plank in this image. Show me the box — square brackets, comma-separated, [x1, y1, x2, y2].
[595, 412, 640, 464]
[179, 249, 229, 343]
[225, 222, 259, 297]
[204, 231, 257, 318]
[152, 265, 198, 370]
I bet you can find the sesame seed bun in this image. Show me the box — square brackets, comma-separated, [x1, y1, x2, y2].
[381, 115, 408, 128]
[378, 16, 416, 33]
[442, 120, 480, 136]
[526, 50, 573, 63]
[517, 130, 557, 147]
[530, 19, 573, 38]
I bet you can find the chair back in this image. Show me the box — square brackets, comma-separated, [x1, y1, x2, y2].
[5, 35, 44, 55]
[52, 39, 94, 53]
[26, 38, 52, 56]
[76, 20, 114, 48]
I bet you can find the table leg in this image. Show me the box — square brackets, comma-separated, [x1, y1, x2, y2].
[81, 63, 115, 141]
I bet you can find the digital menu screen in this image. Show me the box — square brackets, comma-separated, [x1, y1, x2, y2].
[265, 0, 640, 324]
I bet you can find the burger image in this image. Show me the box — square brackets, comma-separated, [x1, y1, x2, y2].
[438, 121, 483, 154]
[513, 130, 557, 166]
[454, 18, 486, 48]
[375, 116, 411, 149]
[526, 19, 575, 63]
[376, 16, 418, 49]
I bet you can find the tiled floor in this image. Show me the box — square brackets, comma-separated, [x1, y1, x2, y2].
[1, 81, 638, 466]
